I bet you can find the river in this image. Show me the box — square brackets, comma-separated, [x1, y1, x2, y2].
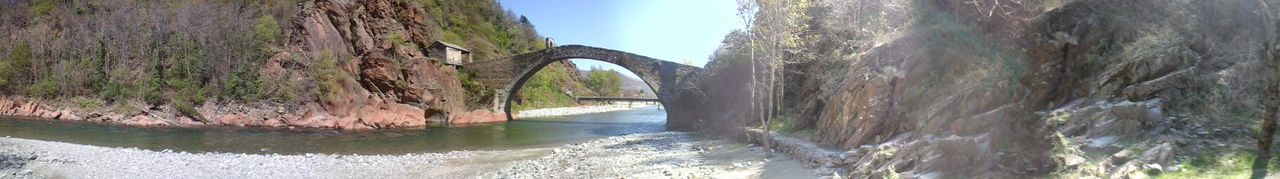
[0, 106, 667, 155]
[0, 106, 821, 178]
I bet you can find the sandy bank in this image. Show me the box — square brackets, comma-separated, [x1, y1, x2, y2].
[514, 103, 659, 118]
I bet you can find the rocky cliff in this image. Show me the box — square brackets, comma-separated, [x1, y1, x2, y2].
[696, 0, 1276, 177]
[0, 0, 587, 129]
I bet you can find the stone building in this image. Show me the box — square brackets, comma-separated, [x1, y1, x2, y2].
[428, 41, 472, 66]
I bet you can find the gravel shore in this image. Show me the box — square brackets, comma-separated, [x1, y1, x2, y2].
[514, 103, 659, 118]
[0, 132, 818, 178]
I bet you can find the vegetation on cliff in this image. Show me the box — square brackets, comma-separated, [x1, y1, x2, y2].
[0, 0, 299, 117]
[510, 61, 596, 111]
[0, 0, 596, 119]
[421, 0, 595, 111]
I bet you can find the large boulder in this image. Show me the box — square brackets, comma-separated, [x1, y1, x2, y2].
[448, 109, 507, 124]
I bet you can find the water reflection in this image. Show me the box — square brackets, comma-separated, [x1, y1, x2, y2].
[0, 106, 666, 155]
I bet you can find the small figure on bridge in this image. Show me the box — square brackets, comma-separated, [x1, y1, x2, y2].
[545, 37, 555, 48]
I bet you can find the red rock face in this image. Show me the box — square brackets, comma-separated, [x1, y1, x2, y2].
[448, 109, 508, 124]
[123, 115, 167, 126]
[0, 97, 72, 121]
[281, 0, 482, 130]
[0, 0, 494, 131]
[216, 113, 261, 127]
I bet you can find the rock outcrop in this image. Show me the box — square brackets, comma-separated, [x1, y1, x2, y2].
[695, 0, 1273, 177]
[0, 0, 510, 130]
[275, 0, 498, 128]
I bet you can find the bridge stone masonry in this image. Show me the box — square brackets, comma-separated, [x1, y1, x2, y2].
[464, 45, 709, 130]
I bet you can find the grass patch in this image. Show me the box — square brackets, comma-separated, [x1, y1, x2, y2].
[1154, 151, 1277, 178]
[30, 0, 57, 16]
[1049, 113, 1071, 122]
[767, 115, 815, 140]
[73, 98, 103, 109]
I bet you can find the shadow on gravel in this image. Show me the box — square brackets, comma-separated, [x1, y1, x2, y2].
[1, 154, 34, 170]
[603, 138, 679, 150]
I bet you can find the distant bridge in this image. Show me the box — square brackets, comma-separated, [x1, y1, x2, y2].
[464, 45, 707, 129]
[574, 96, 661, 102]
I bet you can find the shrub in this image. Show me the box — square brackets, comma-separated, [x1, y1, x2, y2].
[254, 15, 281, 44]
[30, 0, 56, 16]
[28, 79, 58, 98]
[459, 69, 495, 108]
[172, 97, 205, 122]
[73, 98, 103, 109]
[585, 68, 622, 96]
[0, 61, 10, 89]
[221, 66, 259, 101]
[388, 33, 411, 47]
[310, 50, 345, 103]
[0, 42, 33, 91]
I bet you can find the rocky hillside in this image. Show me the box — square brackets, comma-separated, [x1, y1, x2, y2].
[0, 0, 593, 129]
[696, 0, 1276, 177]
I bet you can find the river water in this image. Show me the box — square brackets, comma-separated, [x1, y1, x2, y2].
[0, 106, 668, 155]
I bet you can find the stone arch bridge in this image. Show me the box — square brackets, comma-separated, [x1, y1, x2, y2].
[464, 45, 706, 129]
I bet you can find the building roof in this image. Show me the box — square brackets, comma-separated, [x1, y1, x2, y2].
[432, 41, 470, 52]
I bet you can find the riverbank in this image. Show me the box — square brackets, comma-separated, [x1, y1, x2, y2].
[0, 95, 515, 131]
[0, 132, 818, 178]
[514, 103, 658, 118]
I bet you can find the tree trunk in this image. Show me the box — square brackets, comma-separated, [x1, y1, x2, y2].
[749, 27, 770, 158]
[1255, 1, 1277, 178]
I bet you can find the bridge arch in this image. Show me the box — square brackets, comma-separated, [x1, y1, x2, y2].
[464, 45, 704, 126]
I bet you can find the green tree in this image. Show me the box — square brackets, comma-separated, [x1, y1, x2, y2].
[254, 15, 281, 44]
[0, 42, 33, 91]
[585, 67, 622, 97]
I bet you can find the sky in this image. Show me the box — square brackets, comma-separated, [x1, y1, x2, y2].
[497, 0, 743, 78]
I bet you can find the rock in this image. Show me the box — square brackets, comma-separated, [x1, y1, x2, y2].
[357, 103, 427, 129]
[449, 110, 508, 124]
[263, 118, 286, 127]
[1064, 154, 1086, 167]
[216, 113, 261, 126]
[59, 110, 81, 121]
[41, 109, 62, 119]
[1112, 150, 1132, 162]
[1136, 143, 1174, 165]
[1087, 136, 1118, 148]
[358, 54, 400, 94]
[1167, 164, 1183, 173]
[293, 4, 352, 60]
[259, 52, 290, 81]
[123, 115, 168, 126]
[1142, 163, 1163, 174]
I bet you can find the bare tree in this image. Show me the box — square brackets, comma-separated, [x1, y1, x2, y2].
[740, 0, 813, 157]
[737, 0, 770, 157]
[1255, 0, 1279, 178]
